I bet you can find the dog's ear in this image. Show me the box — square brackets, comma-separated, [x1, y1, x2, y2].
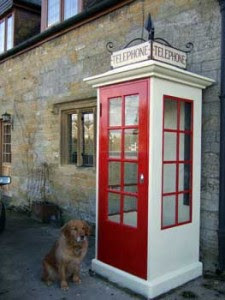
[61, 222, 71, 239]
[83, 221, 91, 236]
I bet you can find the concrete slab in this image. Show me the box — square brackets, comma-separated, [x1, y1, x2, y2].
[0, 211, 225, 300]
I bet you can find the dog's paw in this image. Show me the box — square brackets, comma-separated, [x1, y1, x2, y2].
[46, 280, 53, 286]
[73, 276, 81, 284]
[60, 281, 69, 291]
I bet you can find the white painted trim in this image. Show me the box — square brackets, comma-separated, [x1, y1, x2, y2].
[84, 60, 214, 90]
[92, 259, 202, 299]
[95, 89, 100, 258]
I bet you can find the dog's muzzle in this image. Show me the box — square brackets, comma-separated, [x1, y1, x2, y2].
[76, 236, 86, 242]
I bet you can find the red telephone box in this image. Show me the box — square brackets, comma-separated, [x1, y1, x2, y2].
[84, 59, 213, 299]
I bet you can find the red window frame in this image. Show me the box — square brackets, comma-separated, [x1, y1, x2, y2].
[0, 13, 14, 53]
[161, 95, 193, 230]
[42, 0, 83, 30]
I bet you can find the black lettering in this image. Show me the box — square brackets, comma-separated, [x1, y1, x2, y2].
[153, 45, 158, 57]
[115, 54, 121, 64]
[165, 49, 170, 59]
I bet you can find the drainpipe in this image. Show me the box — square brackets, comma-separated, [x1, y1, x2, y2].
[218, 0, 225, 272]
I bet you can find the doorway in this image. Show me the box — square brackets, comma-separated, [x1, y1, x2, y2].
[98, 79, 149, 279]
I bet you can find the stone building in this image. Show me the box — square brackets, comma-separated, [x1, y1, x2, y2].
[0, 0, 223, 274]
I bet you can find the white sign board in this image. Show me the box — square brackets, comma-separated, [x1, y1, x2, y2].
[111, 41, 151, 68]
[111, 41, 187, 69]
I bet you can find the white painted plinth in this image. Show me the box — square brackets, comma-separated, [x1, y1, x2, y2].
[92, 258, 202, 299]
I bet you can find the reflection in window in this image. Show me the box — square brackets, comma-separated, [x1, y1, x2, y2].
[125, 129, 138, 159]
[164, 132, 176, 161]
[164, 99, 177, 129]
[179, 134, 191, 161]
[109, 98, 122, 126]
[7, 16, 13, 50]
[123, 196, 137, 227]
[124, 163, 138, 193]
[48, 0, 60, 26]
[108, 162, 121, 190]
[0, 21, 5, 53]
[69, 114, 78, 164]
[163, 164, 176, 194]
[82, 113, 94, 166]
[178, 193, 190, 223]
[109, 130, 121, 158]
[180, 102, 192, 131]
[125, 95, 139, 125]
[162, 196, 176, 227]
[108, 193, 120, 223]
[179, 164, 190, 192]
[64, 0, 79, 19]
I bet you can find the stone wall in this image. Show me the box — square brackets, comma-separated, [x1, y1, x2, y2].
[0, 0, 221, 271]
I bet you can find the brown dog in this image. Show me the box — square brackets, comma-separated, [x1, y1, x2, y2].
[42, 219, 91, 290]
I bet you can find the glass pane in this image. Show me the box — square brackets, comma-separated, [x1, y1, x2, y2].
[6, 144, 11, 153]
[180, 102, 192, 131]
[178, 193, 191, 223]
[82, 113, 94, 166]
[162, 195, 176, 227]
[5, 134, 11, 143]
[179, 163, 191, 191]
[109, 98, 122, 126]
[108, 162, 121, 190]
[125, 129, 138, 159]
[109, 130, 121, 158]
[123, 196, 137, 227]
[48, 0, 60, 26]
[163, 164, 176, 193]
[124, 163, 138, 193]
[4, 124, 10, 134]
[108, 193, 120, 223]
[7, 16, 13, 50]
[164, 99, 177, 129]
[125, 95, 139, 125]
[164, 132, 176, 161]
[179, 134, 191, 161]
[64, 0, 78, 20]
[69, 114, 78, 164]
[0, 21, 5, 53]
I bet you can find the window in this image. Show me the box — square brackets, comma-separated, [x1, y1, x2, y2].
[61, 105, 96, 167]
[0, 14, 14, 54]
[64, 0, 79, 20]
[162, 96, 193, 229]
[2, 123, 11, 163]
[47, 0, 60, 26]
[46, 0, 82, 27]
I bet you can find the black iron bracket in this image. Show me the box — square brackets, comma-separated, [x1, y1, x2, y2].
[106, 14, 194, 55]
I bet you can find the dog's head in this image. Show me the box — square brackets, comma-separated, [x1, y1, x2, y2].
[61, 220, 91, 244]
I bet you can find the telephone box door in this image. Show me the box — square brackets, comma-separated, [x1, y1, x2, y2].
[98, 79, 149, 279]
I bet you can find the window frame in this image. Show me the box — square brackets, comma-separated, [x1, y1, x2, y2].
[2, 122, 12, 164]
[44, 0, 83, 29]
[0, 13, 14, 54]
[161, 95, 193, 230]
[60, 102, 96, 167]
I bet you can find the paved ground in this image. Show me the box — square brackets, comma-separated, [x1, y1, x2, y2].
[0, 211, 225, 300]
